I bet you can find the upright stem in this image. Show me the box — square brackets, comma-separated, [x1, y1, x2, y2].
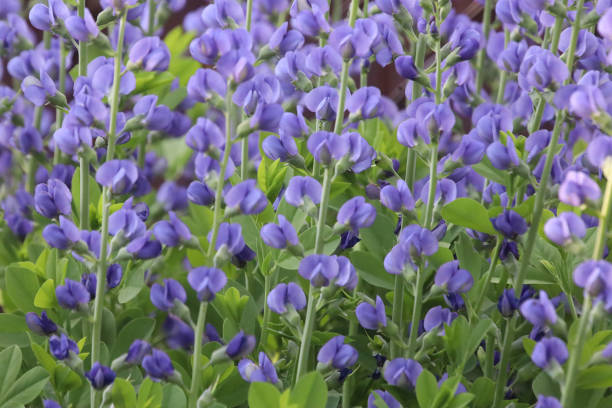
[54, 41, 66, 165]
[495, 30, 510, 105]
[260, 273, 272, 350]
[473, 238, 502, 315]
[189, 302, 208, 408]
[90, 11, 127, 408]
[475, 0, 493, 95]
[189, 87, 234, 408]
[78, 0, 89, 230]
[240, 0, 254, 180]
[406, 264, 424, 356]
[137, 0, 157, 170]
[492, 317, 515, 408]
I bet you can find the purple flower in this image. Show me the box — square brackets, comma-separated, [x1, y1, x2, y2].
[226, 331, 256, 360]
[153, 212, 191, 247]
[598, 8, 612, 41]
[43, 401, 61, 408]
[285, 176, 322, 207]
[85, 363, 115, 390]
[163, 315, 194, 350]
[356, 295, 387, 330]
[535, 395, 562, 408]
[573, 260, 612, 301]
[128, 37, 170, 71]
[491, 210, 528, 239]
[337, 196, 376, 232]
[34, 179, 71, 218]
[345, 132, 376, 173]
[269, 22, 305, 54]
[21, 70, 57, 106]
[423, 306, 457, 335]
[209, 222, 247, 256]
[486, 138, 520, 170]
[586, 136, 612, 168]
[133, 95, 172, 131]
[383, 358, 423, 388]
[108, 201, 147, 242]
[49, 333, 78, 360]
[185, 118, 223, 153]
[451, 133, 486, 165]
[304, 86, 341, 121]
[435, 261, 473, 293]
[498, 288, 519, 317]
[520, 290, 557, 327]
[96, 160, 139, 195]
[531, 337, 568, 368]
[558, 170, 601, 206]
[518, 46, 568, 91]
[267, 282, 306, 314]
[150, 279, 187, 311]
[260, 215, 299, 249]
[279, 108, 308, 139]
[87, 56, 136, 95]
[395, 55, 418, 79]
[498, 41, 527, 73]
[307, 131, 349, 165]
[262, 134, 298, 161]
[544, 212, 586, 246]
[56, 278, 90, 309]
[53, 127, 94, 155]
[384, 225, 439, 274]
[43, 216, 80, 250]
[317, 336, 358, 369]
[299, 254, 339, 287]
[367, 390, 401, 408]
[156, 181, 188, 212]
[569, 85, 606, 119]
[187, 68, 226, 102]
[65, 9, 99, 41]
[347, 87, 381, 119]
[26, 311, 57, 336]
[224, 180, 267, 215]
[238, 352, 279, 383]
[125, 340, 152, 364]
[380, 180, 415, 212]
[187, 267, 227, 301]
[142, 349, 174, 381]
[187, 181, 215, 206]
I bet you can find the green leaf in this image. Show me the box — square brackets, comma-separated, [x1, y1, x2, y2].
[441, 198, 497, 235]
[137, 378, 162, 408]
[53, 365, 82, 393]
[34, 279, 57, 309]
[0, 367, 48, 407]
[112, 318, 156, 358]
[112, 378, 137, 408]
[471, 377, 495, 408]
[359, 208, 397, 260]
[448, 392, 475, 408]
[248, 382, 281, 408]
[162, 384, 186, 407]
[416, 369, 438, 408]
[0, 346, 22, 398]
[577, 365, 612, 389]
[0, 314, 29, 347]
[349, 250, 395, 290]
[5, 264, 40, 313]
[289, 372, 328, 408]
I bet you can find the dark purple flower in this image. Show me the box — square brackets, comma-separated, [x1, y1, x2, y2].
[395, 55, 418, 79]
[26, 311, 57, 336]
[558, 170, 601, 206]
[491, 210, 527, 239]
[531, 337, 568, 368]
[81, 273, 97, 299]
[238, 352, 279, 383]
[43, 400, 61, 408]
[260, 215, 299, 249]
[34, 179, 72, 218]
[317, 336, 358, 369]
[307, 131, 349, 165]
[435, 261, 473, 293]
[356, 296, 387, 330]
[128, 37, 170, 71]
[56, 278, 91, 309]
[267, 282, 306, 314]
[486, 138, 520, 170]
[423, 306, 457, 335]
[163, 315, 194, 350]
[226, 331, 256, 360]
[224, 180, 267, 215]
[285, 176, 322, 208]
[383, 358, 423, 388]
[96, 160, 139, 195]
[49, 333, 79, 360]
[498, 288, 519, 317]
[380, 180, 415, 212]
[187, 267, 227, 301]
[299, 254, 339, 287]
[303, 86, 341, 121]
[187, 181, 215, 206]
[142, 349, 174, 381]
[150, 279, 187, 311]
[125, 339, 152, 364]
[544, 212, 586, 246]
[535, 395, 562, 408]
[153, 212, 191, 247]
[520, 290, 557, 327]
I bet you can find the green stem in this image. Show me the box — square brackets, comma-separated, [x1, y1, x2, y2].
[189, 302, 208, 408]
[90, 12, 127, 408]
[260, 273, 272, 350]
[406, 264, 424, 356]
[342, 284, 360, 408]
[564, 0, 585, 74]
[484, 333, 495, 379]
[54, 41, 66, 165]
[240, 0, 254, 180]
[390, 275, 404, 359]
[495, 30, 510, 105]
[492, 317, 515, 408]
[473, 238, 503, 315]
[475, 0, 493, 94]
[78, 0, 89, 230]
[189, 87, 234, 408]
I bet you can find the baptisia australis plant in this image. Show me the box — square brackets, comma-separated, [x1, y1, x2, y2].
[4, 0, 612, 407]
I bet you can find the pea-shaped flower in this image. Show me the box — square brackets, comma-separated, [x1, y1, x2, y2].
[347, 87, 381, 119]
[142, 349, 175, 381]
[43, 216, 81, 250]
[153, 212, 191, 247]
[520, 290, 557, 327]
[267, 282, 306, 314]
[395, 55, 418, 79]
[380, 180, 415, 212]
[162, 315, 195, 350]
[535, 395, 562, 408]
[367, 390, 401, 408]
[65, 8, 99, 41]
[49, 333, 78, 361]
[238, 352, 279, 383]
[383, 358, 423, 388]
[224, 179, 268, 215]
[544, 212, 586, 246]
[336, 196, 376, 233]
[518, 46, 568, 91]
[317, 336, 358, 369]
[498, 288, 520, 317]
[85, 363, 116, 389]
[34, 179, 72, 218]
[185, 118, 224, 153]
[586, 136, 612, 169]
[95, 159, 139, 195]
[128, 36, 171, 72]
[260, 215, 299, 249]
[187, 68, 226, 102]
[26, 311, 57, 336]
[226, 331, 256, 360]
[187, 267, 227, 301]
[285, 176, 321, 208]
[56, 278, 90, 309]
[558, 171, 601, 206]
[423, 306, 457, 335]
[125, 340, 152, 365]
[531, 337, 568, 368]
[491, 210, 527, 239]
[299, 254, 339, 287]
[355, 296, 387, 330]
[434, 261, 473, 293]
[573, 260, 612, 299]
[150, 279, 187, 311]
[307, 131, 349, 165]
